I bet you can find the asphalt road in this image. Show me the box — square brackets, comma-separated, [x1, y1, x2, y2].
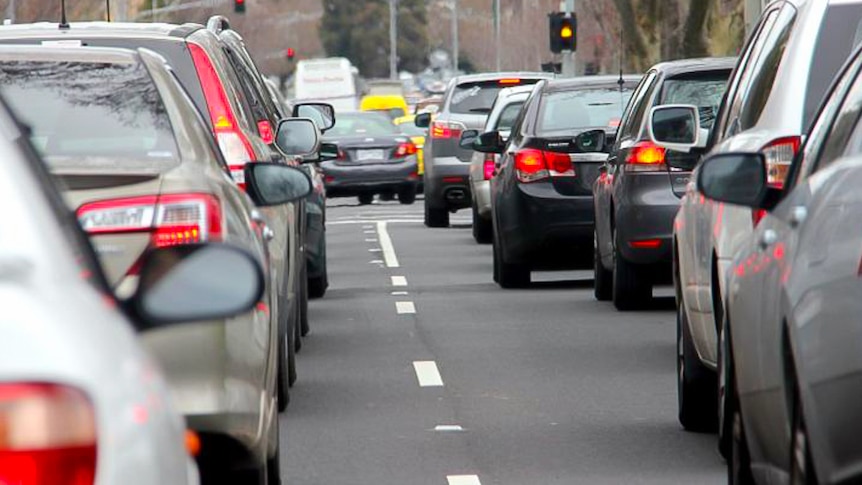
[280, 197, 725, 485]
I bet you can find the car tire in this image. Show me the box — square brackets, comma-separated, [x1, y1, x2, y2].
[492, 231, 501, 284]
[293, 292, 302, 354]
[277, 306, 292, 412]
[612, 230, 651, 311]
[472, 200, 492, 244]
[425, 201, 449, 228]
[300, 264, 310, 337]
[727, 344, 755, 485]
[593, 231, 612, 301]
[718, 316, 732, 459]
[791, 394, 817, 485]
[677, 300, 718, 432]
[493, 227, 529, 288]
[358, 193, 374, 205]
[266, 424, 282, 485]
[308, 239, 328, 299]
[398, 186, 417, 205]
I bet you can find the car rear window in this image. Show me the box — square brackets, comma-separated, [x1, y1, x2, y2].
[326, 113, 400, 137]
[0, 60, 178, 163]
[804, 3, 862, 129]
[660, 73, 730, 129]
[537, 87, 634, 134]
[449, 80, 540, 114]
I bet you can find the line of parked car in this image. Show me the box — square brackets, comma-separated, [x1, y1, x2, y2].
[422, 1, 862, 483]
[0, 16, 342, 485]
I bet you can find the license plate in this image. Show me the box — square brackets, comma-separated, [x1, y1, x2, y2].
[357, 149, 385, 161]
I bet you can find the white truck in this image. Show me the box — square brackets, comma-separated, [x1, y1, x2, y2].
[293, 57, 359, 113]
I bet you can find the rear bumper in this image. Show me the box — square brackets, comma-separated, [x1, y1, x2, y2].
[473, 179, 491, 218]
[425, 155, 472, 210]
[498, 182, 594, 266]
[614, 173, 681, 267]
[322, 157, 419, 196]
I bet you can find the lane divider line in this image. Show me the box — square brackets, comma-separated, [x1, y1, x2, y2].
[391, 291, 409, 296]
[369, 260, 384, 264]
[396, 301, 416, 314]
[434, 425, 464, 432]
[365, 238, 379, 242]
[412, 361, 444, 387]
[391, 276, 408, 287]
[369, 248, 382, 253]
[447, 475, 481, 485]
[376, 221, 400, 268]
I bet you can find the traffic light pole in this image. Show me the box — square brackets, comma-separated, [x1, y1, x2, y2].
[561, 0, 576, 77]
[389, 0, 398, 80]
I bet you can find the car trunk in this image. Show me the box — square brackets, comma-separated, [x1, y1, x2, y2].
[332, 136, 407, 166]
[665, 151, 697, 198]
[538, 137, 608, 196]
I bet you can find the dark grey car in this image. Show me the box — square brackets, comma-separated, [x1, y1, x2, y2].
[592, 57, 735, 311]
[416, 72, 553, 227]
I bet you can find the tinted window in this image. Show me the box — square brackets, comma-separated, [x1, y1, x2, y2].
[538, 87, 634, 135]
[804, 4, 862, 129]
[495, 101, 525, 131]
[325, 113, 399, 137]
[0, 61, 178, 163]
[449, 80, 541, 114]
[660, 73, 730, 129]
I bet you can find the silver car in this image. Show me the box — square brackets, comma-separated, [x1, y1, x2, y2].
[467, 84, 534, 243]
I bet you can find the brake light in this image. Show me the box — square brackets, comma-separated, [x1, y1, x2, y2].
[257, 120, 275, 145]
[394, 141, 418, 158]
[625, 141, 666, 171]
[761, 136, 800, 188]
[629, 239, 662, 249]
[483, 153, 496, 180]
[431, 121, 464, 139]
[189, 42, 255, 187]
[513, 149, 573, 183]
[752, 209, 767, 227]
[0, 383, 97, 485]
[77, 193, 223, 248]
[337, 148, 348, 161]
[498, 78, 522, 85]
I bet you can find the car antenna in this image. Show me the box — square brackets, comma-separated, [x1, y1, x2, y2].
[59, 0, 70, 29]
[617, 20, 625, 117]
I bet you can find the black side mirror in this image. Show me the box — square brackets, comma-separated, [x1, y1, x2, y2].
[459, 129, 479, 149]
[244, 163, 312, 206]
[415, 112, 432, 128]
[275, 118, 321, 159]
[318, 142, 340, 162]
[293, 103, 336, 132]
[472, 131, 505, 154]
[697, 153, 768, 208]
[129, 244, 264, 328]
[574, 130, 606, 153]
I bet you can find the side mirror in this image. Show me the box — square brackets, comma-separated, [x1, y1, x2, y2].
[649, 105, 702, 153]
[415, 112, 432, 128]
[696, 153, 768, 208]
[129, 244, 264, 328]
[244, 163, 312, 206]
[318, 142, 340, 162]
[574, 130, 606, 153]
[459, 129, 479, 149]
[472, 130, 505, 154]
[275, 118, 321, 159]
[292, 103, 336, 132]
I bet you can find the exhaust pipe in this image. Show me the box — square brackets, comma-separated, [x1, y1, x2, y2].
[445, 188, 467, 201]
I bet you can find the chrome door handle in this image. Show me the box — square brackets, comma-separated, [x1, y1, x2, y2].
[250, 210, 267, 225]
[262, 225, 275, 242]
[759, 229, 778, 249]
[789, 206, 807, 228]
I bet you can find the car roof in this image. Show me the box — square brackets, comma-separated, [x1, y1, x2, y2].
[0, 22, 202, 40]
[451, 71, 554, 85]
[545, 74, 642, 92]
[0, 44, 141, 63]
[648, 57, 737, 76]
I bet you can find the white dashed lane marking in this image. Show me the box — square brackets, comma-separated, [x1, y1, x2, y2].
[412, 361, 444, 387]
[391, 291, 409, 296]
[391, 276, 408, 286]
[396, 301, 416, 314]
[434, 425, 464, 432]
[376, 221, 400, 268]
[447, 475, 481, 485]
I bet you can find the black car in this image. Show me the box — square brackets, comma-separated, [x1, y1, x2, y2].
[464, 76, 639, 288]
[592, 57, 735, 310]
[321, 111, 420, 205]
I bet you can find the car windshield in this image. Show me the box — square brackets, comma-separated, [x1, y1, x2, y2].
[537, 87, 635, 134]
[326, 113, 400, 137]
[660, 74, 729, 129]
[0, 60, 178, 164]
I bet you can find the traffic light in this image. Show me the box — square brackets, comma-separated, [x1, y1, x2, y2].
[234, 0, 245, 13]
[286, 48, 295, 61]
[549, 12, 577, 53]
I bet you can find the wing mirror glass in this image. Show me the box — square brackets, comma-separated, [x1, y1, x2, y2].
[414, 112, 432, 128]
[472, 130, 505, 154]
[275, 118, 321, 159]
[459, 129, 479, 149]
[244, 163, 312, 206]
[130, 244, 264, 328]
[292, 103, 336, 132]
[649, 105, 702, 153]
[574, 130, 606, 153]
[696, 153, 768, 208]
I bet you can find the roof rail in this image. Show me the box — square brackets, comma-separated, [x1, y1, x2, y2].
[206, 15, 230, 35]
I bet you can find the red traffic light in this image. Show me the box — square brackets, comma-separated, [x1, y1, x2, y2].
[234, 0, 245, 13]
[286, 48, 296, 60]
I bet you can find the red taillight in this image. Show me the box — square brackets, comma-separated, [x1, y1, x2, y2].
[483, 153, 496, 180]
[336, 148, 348, 160]
[625, 141, 666, 171]
[0, 383, 97, 485]
[629, 239, 662, 249]
[77, 193, 223, 247]
[394, 141, 418, 158]
[257, 120, 275, 145]
[514, 149, 573, 183]
[189, 43, 255, 187]
[761, 136, 800, 188]
[752, 208, 767, 227]
[431, 121, 464, 139]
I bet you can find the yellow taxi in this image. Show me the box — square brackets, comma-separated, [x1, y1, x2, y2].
[360, 94, 409, 120]
[393, 114, 426, 175]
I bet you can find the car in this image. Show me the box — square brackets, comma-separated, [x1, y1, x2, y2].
[361, 93, 410, 120]
[464, 84, 534, 244]
[662, 0, 862, 436]
[0, 19, 318, 414]
[694, 37, 862, 482]
[321, 111, 421, 205]
[0, 86, 290, 485]
[415, 72, 553, 227]
[464, 76, 638, 287]
[0, 44, 319, 484]
[592, 57, 736, 310]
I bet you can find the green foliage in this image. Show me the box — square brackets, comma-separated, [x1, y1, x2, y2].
[320, 0, 428, 77]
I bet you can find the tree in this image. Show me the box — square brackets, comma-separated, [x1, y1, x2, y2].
[320, 0, 428, 78]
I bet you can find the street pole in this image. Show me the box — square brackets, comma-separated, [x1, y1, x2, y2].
[116, 0, 128, 21]
[389, 0, 398, 80]
[561, 0, 576, 77]
[452, 0, 459, 73]
[5, 0, 15, 23]
[494, 0, 501, 71]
